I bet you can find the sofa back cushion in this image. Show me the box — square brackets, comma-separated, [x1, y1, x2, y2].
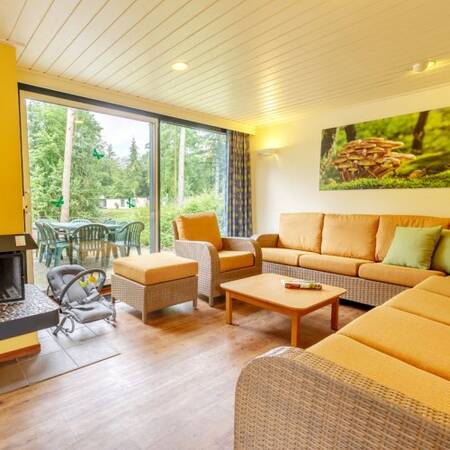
[432, 229, 450, 273]
[376, 215, 450, 261]
[175, 212, 223, 250]
[321, 214, 379, 260]
[278, 212, 324, 253]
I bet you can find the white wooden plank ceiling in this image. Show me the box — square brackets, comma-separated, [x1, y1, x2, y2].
[1, 0, 450, 126]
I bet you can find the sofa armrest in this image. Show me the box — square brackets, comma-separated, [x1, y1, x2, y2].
[235, 347, 449, 450]
[174, 240, 220, 278]
[222, 237, 262, 270]
[251, 233, 279, 248]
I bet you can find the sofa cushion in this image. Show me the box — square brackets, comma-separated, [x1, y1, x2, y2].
[321, 214, 379, 260]
[299, 254, 371, 277]
[358, 262, 444, 287]
[113, 253, 198, 286]
[308, 334, 450, 415]
[432, 229, 450, 273]
[262, 247, 314, 266]
[339, 306, 450, 380]
[375, 214, 450, 261]
[415, 275, 450, 297]
[176, 212, 223, 250]
[278, 212, 324, 253]
[218, 250, 254, 272]
[383, 226, 442, 270]
[385, 289, 450, 326]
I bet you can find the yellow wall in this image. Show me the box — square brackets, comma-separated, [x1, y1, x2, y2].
[251, 84, 450, 232]
[0, 44, 24, 234]
[0, 43, 38, 356]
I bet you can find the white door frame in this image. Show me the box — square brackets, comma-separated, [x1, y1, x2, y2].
[19, 90, 160, 281]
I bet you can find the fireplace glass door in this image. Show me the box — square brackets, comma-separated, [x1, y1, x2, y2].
[0, 253, 24, 302]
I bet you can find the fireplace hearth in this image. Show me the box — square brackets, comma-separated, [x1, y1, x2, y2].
[0, 234, 37, 303]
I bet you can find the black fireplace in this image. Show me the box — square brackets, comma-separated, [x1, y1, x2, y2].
[0, 234, 37, 302]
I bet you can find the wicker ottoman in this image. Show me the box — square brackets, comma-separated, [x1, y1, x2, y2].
[111, 253, 198, 322]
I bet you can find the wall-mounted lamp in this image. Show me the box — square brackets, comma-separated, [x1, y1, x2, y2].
[256, 148, 279, 157]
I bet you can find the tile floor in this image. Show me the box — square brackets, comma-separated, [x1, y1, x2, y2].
[0, 321, 119, 394]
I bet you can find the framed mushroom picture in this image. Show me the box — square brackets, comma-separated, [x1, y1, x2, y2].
[319, 107, 450, 190]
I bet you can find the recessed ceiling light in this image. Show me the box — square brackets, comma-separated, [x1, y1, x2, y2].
[411, 60, 436, 73]
[172, 62, 188, 71]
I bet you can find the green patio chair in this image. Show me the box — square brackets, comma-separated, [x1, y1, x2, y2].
[42, 223, 70, 267]
[35, 220, 50, 262]
[70, 224, 109, 266]
[113, 221, 144, 257]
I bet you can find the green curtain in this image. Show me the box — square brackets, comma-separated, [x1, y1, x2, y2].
[227, 130, 252, 237]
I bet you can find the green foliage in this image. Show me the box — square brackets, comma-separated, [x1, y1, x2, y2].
[159, 122, 227, 204]
[28, 101, 107, 220]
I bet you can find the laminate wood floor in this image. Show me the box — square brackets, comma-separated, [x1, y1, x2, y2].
[0, 298, 366, 450]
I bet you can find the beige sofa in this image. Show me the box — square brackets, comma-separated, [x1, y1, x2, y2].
[254, 213, 449, 305]
[235, 276, 450, 449]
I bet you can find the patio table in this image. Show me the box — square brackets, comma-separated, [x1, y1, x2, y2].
[49, 222, 124, 265]
[50, 222, 123, 244]
[50, 222, 121, 235]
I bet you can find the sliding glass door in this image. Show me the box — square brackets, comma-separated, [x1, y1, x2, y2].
[159, 121, 227, 249]
[20, 91, 228, 289]
[20, 91, 158, 289]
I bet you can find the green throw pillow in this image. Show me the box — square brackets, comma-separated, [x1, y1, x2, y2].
[432, 229, 450, 273]
[383, 226, 442, 270]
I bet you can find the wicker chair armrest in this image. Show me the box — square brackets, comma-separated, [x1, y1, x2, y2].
[251, 233, 279, 248]
[221, 237, 262, 270]
[235, 347, 450, 450]
[174, 240, 220, 278]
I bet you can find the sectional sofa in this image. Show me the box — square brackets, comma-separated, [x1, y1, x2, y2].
[254, 213, 450, 306]
[235, 276, 450, 449]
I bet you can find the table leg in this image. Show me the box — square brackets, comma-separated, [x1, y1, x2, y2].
[225, 291, 233, 325]
[331, 298, 339, 331]
[291, 313, 301, 347]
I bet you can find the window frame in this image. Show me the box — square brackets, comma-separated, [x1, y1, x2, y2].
[18, 84, 229, 281]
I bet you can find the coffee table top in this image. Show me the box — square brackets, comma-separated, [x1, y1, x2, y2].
[221, 273, 346, 311]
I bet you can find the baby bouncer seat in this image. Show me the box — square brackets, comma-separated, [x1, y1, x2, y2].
[47, 265, 116, 336]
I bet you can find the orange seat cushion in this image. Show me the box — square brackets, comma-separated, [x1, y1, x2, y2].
[262, 247, 315, 266]
[308, 334, 450, 415]
[113, 253, 198, 285]
[218, 250, 254, 272]
[339, 306, 450, 380]
[277, 212, 324, 253]
[176, 212, 223, 250]
[375, 214, 450, 261]
[385, 289, 450, 326]
[321, 214, 379, 260]
[299, 254, 371, 277]
[358, 262, 444, 287]
[415, 275, 450, 297]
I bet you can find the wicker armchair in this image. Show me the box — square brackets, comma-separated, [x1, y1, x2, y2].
[235, 347, 450, 450]
[172, 214, 262, 306]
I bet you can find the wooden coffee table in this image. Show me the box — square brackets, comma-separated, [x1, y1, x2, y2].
[221, 273, 347, 347]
